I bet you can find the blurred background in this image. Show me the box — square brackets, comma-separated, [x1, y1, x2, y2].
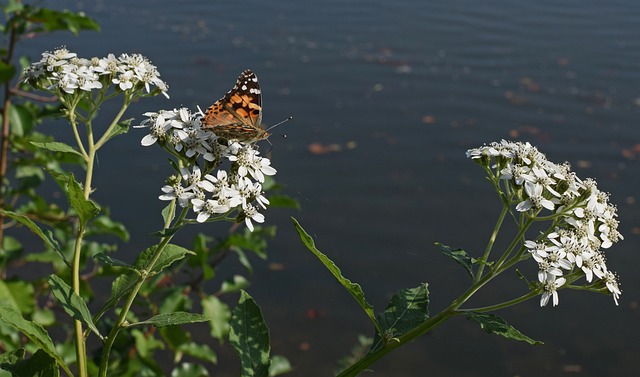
[17, 0, 639, 376]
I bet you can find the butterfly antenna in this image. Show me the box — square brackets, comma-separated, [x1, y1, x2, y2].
[266, 116, 293, 132]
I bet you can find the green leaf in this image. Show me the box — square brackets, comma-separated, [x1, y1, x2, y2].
[133, 244, 194, 274]
[465, 312, 543, 345]
[220, 275, 250, 294]
[229, 291, 270, 377]
[177, 343, 217, 364]
[67, 174, 100, 224]
[102, 118, 132, 143]
[96, 273, 138, 319]
[0, 348, 25, 366]
[151, 225, 184, 238]
[9, 103, 33, 137]
[292, 217, 380, 333]
[202, 295, 230, 341]
[269, 355, 293, 376]
[437, 242, 474, 279]
[161, 203, 175, 225]
[0, 305, 71, 375]
[170, 363, 209, 377]
[159, 325, 190, 352]
[45, 169, 70, 192]
[0, 280, 35, 314]
[265, 195, 300, 209]
[87, 215, 130, 241]
[0, 61, 16, 84]
[48, 275, 102, 339]
[30, 141, 83, 157]
[93, 253, 134, 269]
[376, 284, 430, 340]
[0, 210, 68, 267]
[27, 8, 100, 36]
[131, 328, 164, 363]
[1, 349, 59, 377]
[132, 312, 211, 328]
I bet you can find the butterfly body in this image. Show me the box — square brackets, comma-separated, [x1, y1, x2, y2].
[202, 69, 269, 142]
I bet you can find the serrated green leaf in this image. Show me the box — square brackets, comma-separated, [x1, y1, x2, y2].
[30, 141, 82, 157]
[202, 295, 230, 341]
[48, 275, 102, 339]
[229, 291, 270, 377]
[67, 174, 100, 225]
[437, 242, 474, 279]
[465, 312, 543, 345]
[0, 305, 71, 375]
[292, 217, 380, 333]
[0, 210, 68, 267]
[133, 244, 194, 274]
[132, 312, 211, 328]
[377, 284, 430, 340]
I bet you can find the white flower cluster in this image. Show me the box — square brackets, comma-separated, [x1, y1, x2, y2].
[136, 108, 277, 231]
[24, 47, 169, 97]
[467, 140, 622, 307]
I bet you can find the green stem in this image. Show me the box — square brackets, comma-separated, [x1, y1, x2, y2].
[476, 204, 509, 281]
[71, 223, 87, 377]
[463, 289, 541, 313]
[95, 93, 130, 150]
[337, 309, 456, 377]
[66, 99, 89, 160]
[493, 215, 534, 271]
[97, 204, 188, 377]
[68, 104, 98, 377]
[338, 211, 537, 377]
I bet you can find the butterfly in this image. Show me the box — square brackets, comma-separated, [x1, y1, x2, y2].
[201, 69, 269, 143]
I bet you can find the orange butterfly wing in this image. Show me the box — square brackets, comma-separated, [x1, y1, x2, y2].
[202, 69, 268, 142]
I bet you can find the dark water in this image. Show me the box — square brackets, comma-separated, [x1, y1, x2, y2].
[18, 0, 640, 376]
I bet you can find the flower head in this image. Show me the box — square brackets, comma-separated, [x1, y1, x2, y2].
[468, 140, 623, 306]
[138, 106, 277, 232]
[24, 48, 169, 98]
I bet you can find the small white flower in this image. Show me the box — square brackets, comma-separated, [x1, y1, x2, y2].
[242, 203, 265, 232]
[540, 277, 566, 307]
[603, 271, 621, 306]
[159, 182, 195, 208]
[516, 182, 555, 212]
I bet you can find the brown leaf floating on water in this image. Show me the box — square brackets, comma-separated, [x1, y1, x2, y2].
[621, 144, 640, 160]
[519, 77, 541, 92]
[308, 142, 342, 155]
[421, 114, 435, 124]
[505, 91, 528, 106]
